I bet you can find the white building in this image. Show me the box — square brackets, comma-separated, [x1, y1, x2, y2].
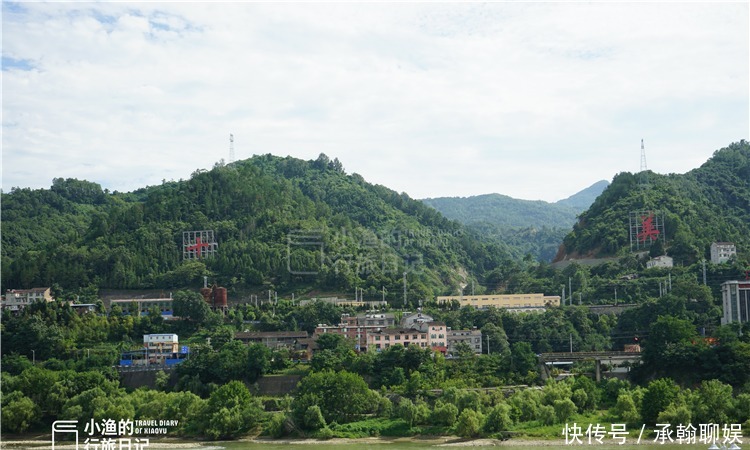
[143, 334, 179, 361]
[711, 242, 737, 264]
[446, 328, 483, 355]
[2, 287, 53, 312]
[721, 281, 750, 325]
[646, 255, 674, 269]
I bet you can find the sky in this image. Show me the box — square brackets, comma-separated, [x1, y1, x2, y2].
[2, 2, 748, 203]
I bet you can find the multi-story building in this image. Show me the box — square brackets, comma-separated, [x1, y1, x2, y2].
[711, 242, 737, 264]
[144, 334, 179, 361]
[721, 281, 750, 325]
[315, 313, 395, 351]
[298, 297, 387, 308]
[235, 331, 309, 350]
[437, 293, 561, 311]
[366, 328, 430, 352]
[401, 312, 434, 329]
[2, 287, 53, 312]
[315, 322, 370, 351]
[235, 330, 313, 360]
[446, 328, 483, 355]
[108, 297, 174, 317]
[646, 255, 674, 269]
[426, 322, 447, 352]
[357, 312, 396, 327]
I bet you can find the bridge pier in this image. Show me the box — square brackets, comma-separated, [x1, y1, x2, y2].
[595, 359, 601, 382]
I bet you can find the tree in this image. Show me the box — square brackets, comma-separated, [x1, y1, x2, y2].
[641, 378, 680, 425]
[611, 392, 640, 425]
[201, 381, 263, 439]
[303, 405, 326, 431]
[483, 403, 513, 433]
[172, 290, 211, 325]
[430, 401, 459, 427]
[553, 398, 576, 424]
[509, 341, 538, 379]
[397, 398, 418, 428]
[1, 392, 40, 433]
[292, 370, 375, 424]
[455, 408, 483, 438]
[693, 379, 734, 425]
[247, 343, 271, 383]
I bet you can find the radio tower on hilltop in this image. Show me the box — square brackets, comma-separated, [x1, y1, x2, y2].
[639, 138, 649, 189]
[229, 133, 235, 163]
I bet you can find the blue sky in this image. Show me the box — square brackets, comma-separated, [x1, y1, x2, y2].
[2, 2, 748, 202]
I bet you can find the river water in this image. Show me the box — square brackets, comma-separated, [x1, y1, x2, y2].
[209, 442, 729, 450]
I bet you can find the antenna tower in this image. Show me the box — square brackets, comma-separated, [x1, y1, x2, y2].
[639, 139, 648, 188]
[229, 133, 235, 163]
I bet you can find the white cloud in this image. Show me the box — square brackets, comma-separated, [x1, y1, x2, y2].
[2, 2, 747, 202]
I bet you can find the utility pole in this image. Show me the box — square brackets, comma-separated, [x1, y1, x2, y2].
[268, 290, 271, 305]
[579, 293, 582, 305]
[562, 287, 566, 306]
[702, 259, 707, 285]
[668, 273, 672, 292]
[382, 286, 386, 304]
[486, 334, 490, 355]
[569, 277, 572, 305]
[471, 280, 474, 296]
[569, 334, 573, 353]
[614, 287, 618, 304]
[403, 272, 407, 308]
[229, 133, 235, 163]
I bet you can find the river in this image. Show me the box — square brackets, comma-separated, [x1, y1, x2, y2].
[210, 441, 731, 450]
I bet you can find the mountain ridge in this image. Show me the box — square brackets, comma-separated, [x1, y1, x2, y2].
[420, 180, 609, 261]
[556, 140, 750, 263]
[0, 154, 514, 301]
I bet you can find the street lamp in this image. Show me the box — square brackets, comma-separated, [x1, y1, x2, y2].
[31, 349, 35, 364]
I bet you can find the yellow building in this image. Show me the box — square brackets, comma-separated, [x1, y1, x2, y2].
[437, 293, 561, 310]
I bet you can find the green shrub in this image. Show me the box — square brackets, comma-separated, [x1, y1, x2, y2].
[455, 409, 483, 438]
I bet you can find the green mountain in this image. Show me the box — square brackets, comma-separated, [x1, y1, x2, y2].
[421, 181, 609, 261]
[1, 154, 513, 301]
[556, 180, 610, 210]
[557, 140, 750, 264]
[421, 193, 579, 229]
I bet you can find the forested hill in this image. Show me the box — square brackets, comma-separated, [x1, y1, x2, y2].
[420, 181, 608, 262]
[557, 140, 750, 263]
[422, 194, 579, 229]
[1, 154, 513, 300]
[555, 180, 610, 210]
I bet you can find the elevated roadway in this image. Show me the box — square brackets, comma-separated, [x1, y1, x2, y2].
[539, 351, 642, 381]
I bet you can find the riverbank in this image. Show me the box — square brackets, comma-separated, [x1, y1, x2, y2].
[0, 435, 568, 449]
[245, 437, 564, 446]
[0, 435, 709, 448]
